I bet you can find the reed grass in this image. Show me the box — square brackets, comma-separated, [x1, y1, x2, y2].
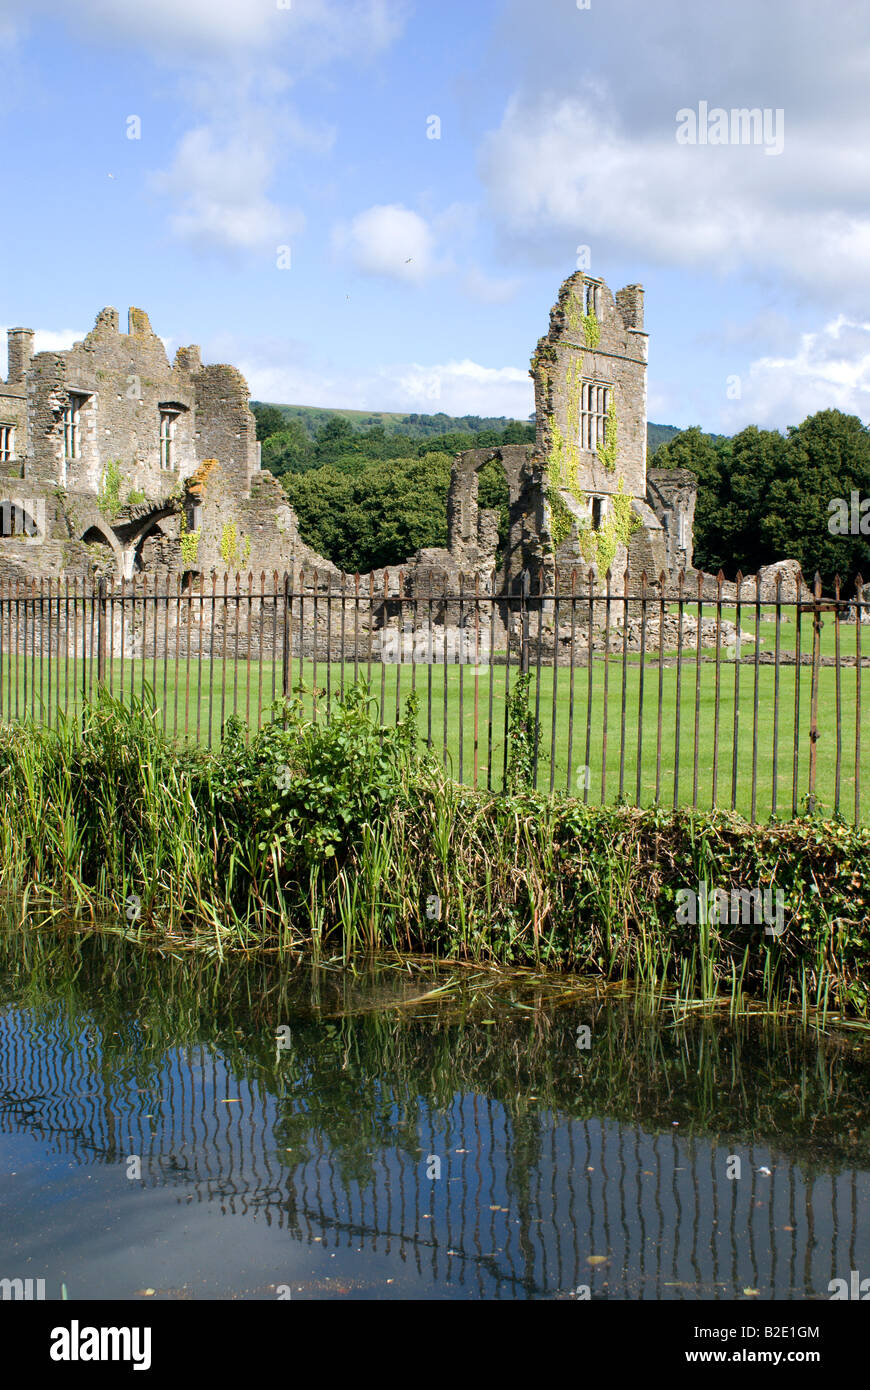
[0, 682, 868, 1021]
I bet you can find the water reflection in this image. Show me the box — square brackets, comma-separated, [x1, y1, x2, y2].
[1, 929, 869, 1299]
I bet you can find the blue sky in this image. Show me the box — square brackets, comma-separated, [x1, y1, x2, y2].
[1, 0, 869, 433]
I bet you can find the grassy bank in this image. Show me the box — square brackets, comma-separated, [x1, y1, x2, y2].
[0, 683, 868, 1018]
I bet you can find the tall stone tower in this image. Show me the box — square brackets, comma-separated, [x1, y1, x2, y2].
[530, 271, 692, 586]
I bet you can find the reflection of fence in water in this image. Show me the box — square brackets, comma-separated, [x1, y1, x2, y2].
[0, 1003, 865, 1299]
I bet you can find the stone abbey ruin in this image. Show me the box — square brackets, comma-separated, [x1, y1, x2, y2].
[0, 273, 808, 659]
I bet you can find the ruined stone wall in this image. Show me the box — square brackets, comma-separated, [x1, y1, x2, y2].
[647, 468, 697, 572]
[0, 328, 30, 474]
[192, 364, 258, 496]
[532, 272, 648, 504]
[446, 443, 539, 589]
[0, 389, 27, 480]
[20, 306, 256, 508]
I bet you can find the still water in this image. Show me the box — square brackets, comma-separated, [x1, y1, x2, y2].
[1, 927, 869, 1300]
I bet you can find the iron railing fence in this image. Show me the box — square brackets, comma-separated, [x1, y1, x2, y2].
[0, 566, 866, 822]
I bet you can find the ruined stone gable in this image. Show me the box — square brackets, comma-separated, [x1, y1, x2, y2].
[532, 273, 647, 507]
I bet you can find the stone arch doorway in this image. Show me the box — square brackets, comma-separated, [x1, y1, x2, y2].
[80, 523, 121, 577]
[446, 444, 535, 592]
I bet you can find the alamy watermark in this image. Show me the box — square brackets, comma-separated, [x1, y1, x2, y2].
[381, 627, 491, 665]
[828, 492, 870, 535]
[0, 1276, 45, 1300]
[675, 102, 784, 156]
[676, 881, 785, 935]
[0, 494, 45, 541]
[829, 1270, 870, 1299]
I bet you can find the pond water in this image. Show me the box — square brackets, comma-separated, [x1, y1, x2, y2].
[1, 927, 869, 1301]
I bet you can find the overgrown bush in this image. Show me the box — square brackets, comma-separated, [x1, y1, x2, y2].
[0, 686, 868, 1016]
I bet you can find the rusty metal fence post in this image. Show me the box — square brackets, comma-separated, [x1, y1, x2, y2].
[96, 576, 107, 688]
[281, 571, 291, 701]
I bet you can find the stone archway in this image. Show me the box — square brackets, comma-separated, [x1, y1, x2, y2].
[446, 444, 536, 591]
[77, 518, 124, 578]
[110, 500, 180, 580]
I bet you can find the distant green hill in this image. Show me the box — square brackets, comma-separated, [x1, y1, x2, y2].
[252, 404, 532, 441]
[252, 403, 709, 454]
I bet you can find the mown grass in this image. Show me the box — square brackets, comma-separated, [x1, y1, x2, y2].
[0, 683, 868, 1023]
[3, 642, 867, 822]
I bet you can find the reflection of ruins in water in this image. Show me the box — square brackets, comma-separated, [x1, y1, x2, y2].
[1, 963, 868, 1300]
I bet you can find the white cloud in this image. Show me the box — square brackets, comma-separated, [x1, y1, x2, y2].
[0, 0, 406, 257]
[724, 316, 870, 430]
[241, 353, 533, 418]
[0, 327, 84, 378]
[151, 125, 303, 255]
[480, 95, 870, 301]
[476, 0, 870, 306]
[334, 205, 439, 285]
[0, 0, 407, 61]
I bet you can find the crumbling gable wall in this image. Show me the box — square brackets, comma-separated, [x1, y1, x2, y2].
[646, 468, 697, 573]
[531, 272, 648, 507]
[20, 307, 257, 503]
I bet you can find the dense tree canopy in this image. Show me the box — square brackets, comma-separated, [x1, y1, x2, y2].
[653, 410, 870, 592]
[253, 409, 523, 571]
[251, 404, 286, 441]
[258, 402, 870, 587]
[285, 454, 453, 573]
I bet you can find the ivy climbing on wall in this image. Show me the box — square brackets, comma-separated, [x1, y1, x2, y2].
[97, 460, 123, 521]
[220, 520, 252, 569]
[577, 478, 642, 575]
[582, 304, 600, 348]
[179, 508, 200, 567]
[597, 397, 618, 472]
[563, 274, 601, 349]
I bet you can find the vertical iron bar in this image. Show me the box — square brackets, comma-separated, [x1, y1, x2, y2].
[674, 569, 685, 810]
[619, 567, 629, 800]
[486, 574, 496, 790]
[532, 570, 543, 789]
[731, 572, 742, 813]
[566, 569, 577, 793]
[442, 572, 449, 770]
[772, 573, 782, 818]
[220, 572, 229, 735]
[282, 572, 291, 700]
[751, 572, 762, 823]
[473, 575, 480, 790]
[834, 575, 842, 816]
[207, 575, 217, 747]
[601, 569, 612, 803]
[693, 572, 703, 810]
[584, 567, 594, 805]
[855, 575, 863, 824]
[807, 572, 822, 815]
[232, 571, 240, 719]
[636, 571, 648, 806]
[396, 570, 405, 733]
[792, 572, 803, 817]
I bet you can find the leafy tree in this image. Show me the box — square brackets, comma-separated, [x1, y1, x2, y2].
[652, 426, 729, 573]
[251, 403, 286, 441]
[260, 421, 315, 476]
[654, 411, 870, 591]
[765, 411, 870, 592]
[284, 454, 453, 572]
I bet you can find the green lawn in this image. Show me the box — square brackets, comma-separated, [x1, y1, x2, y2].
[1, 639, 866, 823]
